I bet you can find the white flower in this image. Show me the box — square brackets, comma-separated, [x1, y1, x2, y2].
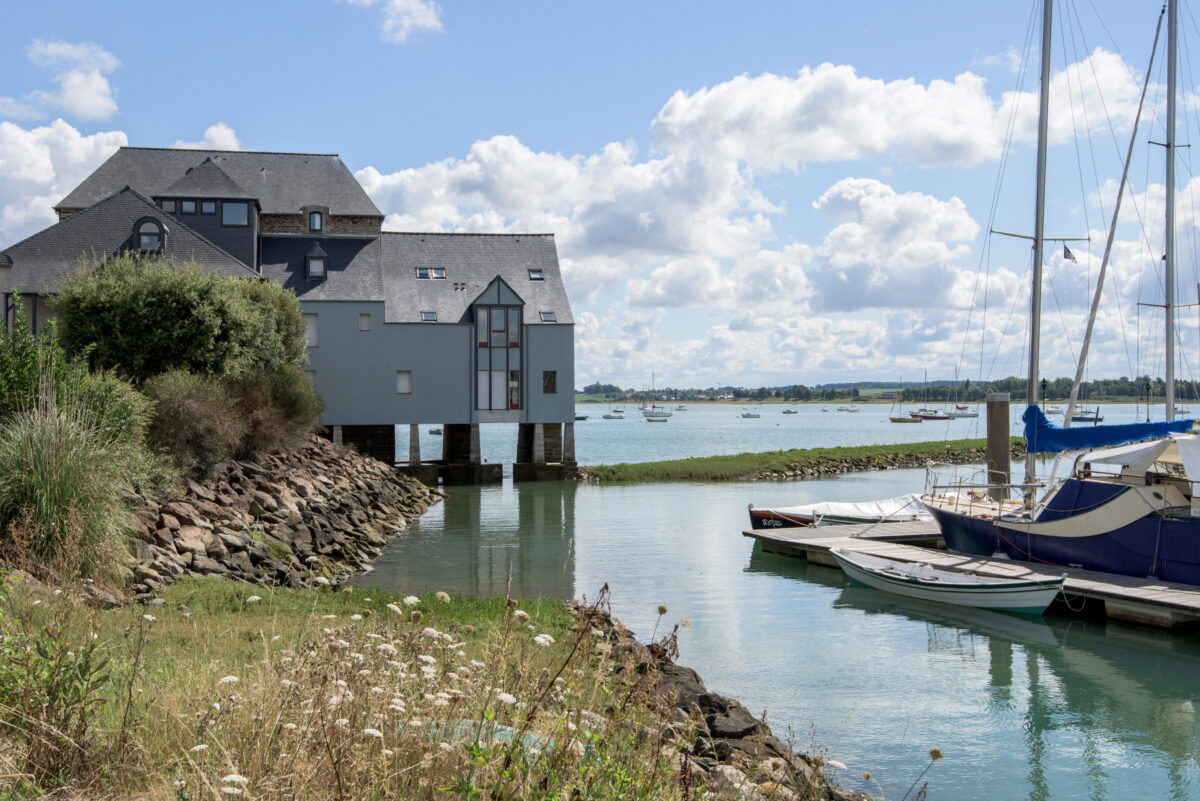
[371, 686, 385, 694]
[403, 595, 420, 606]
[363, 727, 384, 739]
[471, 660, 486, 668]
[376, 643, 398, 655]
[173, 780, 187, 788]
[280, 679, 296, 689]
[283, 722, 298, 731]
[245, 596, 262, 604]
[350, 614, 363, 621]
[222, 774, 249, 784]
[533, 633, 555, 647]
[828, 760, 847, 771]
[496, 692, 517, 705]
[422, 627, 441, 638]
[436, 591, 451, 602]
[513, 610, 529, 621]
[386, 603, 404, 615]
[434, 698, 450, 707]
[142, 614, 157, 622]
[313, 576, 331, 586]
[218, 675, 238, 686]
[322, 614, 337, 620]
[417, 654, 436, 664]
[220, 789, 242, 796]
[335, 718, 349, 727]
[383, 748, 394, 757]
[189, 744, 208, 753]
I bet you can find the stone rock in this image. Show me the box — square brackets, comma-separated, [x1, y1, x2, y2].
[700, 694, 762, 739]
[174, 525, 209, 555]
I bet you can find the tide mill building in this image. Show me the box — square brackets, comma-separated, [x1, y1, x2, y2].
[0, 147, 576, 483]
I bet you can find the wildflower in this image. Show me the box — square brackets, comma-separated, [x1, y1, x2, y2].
[387, 603, 404, 615]
[527, 624, 535, 631]
[350, 614, 363, 621]
[496, 692, 517, 705]
[376, 643, 398, 655]
[189, 744, 209, 753]
[383, 748, 394, 757]
[284, 723, 298, 731]
[514, 610, 529, 621]
[411, 610, 423, 623]
[335, 718, 349, 727]
[220, 789, 242, 796]
[403, 595, 420, 606]
[828, 760, 847, 770]
[812, 755, 825, 767]
[218, 675, 239, 686]
[471, 659, 485, 668]
[436, 591, 451, 602]
[862, 772, 872, 781]
[434, 698, 449, 707]
[417, 654, 436, 664]
[143, 614, 157, 622]
[173, 780, 186, 788]
[222, 774, 250, 785]
[422, 627, 440, 638]
[322, 614, 337, 620]
[533, 633, 555, 647]
[929, 747, 943, 761]
[439, 741, 454, 751]
[594, 643, 613, 656]
[371, 686, 385, 694]
[363, 727, 384, 739]
[314, 577, 331, 586]
[681, 618, 691, 627]
[463, 624, 475, 633]
[657, 605, 668, 615]
[213, 703, 221, 711]
[246, 596, 262, 604]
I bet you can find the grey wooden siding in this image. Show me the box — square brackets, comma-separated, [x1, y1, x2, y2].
[524, 324, 574, 423]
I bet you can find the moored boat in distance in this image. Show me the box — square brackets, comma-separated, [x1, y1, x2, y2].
[829, 548, 1065, 615]
[741, 409, 761, 418]
[601, 412, 624, 419]
[782, 409, 798, 414]
[910, 408, 952, 420]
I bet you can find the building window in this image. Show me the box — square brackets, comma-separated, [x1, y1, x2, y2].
[509, 370, 520, 409]
[180, 200, 196, 214]
[396, 370, 412, 394]
[303, 313, 318, 347]
[508, 308, 520, 347]
[420, 311, 437, 322]
[416, 267, 447, 279]
[359, 313, 371, 331]
[306, 256, 326, 280]
[137, 220, 164, 251]
[543, 371, 557, 394]
[222, 201, 249, 227]
[201, 201, 216, 215]
[528, 269, 544, 280]
[539, 311, 556, 322]
[309, 211, 323, 232]
[159, 199, 176, 213]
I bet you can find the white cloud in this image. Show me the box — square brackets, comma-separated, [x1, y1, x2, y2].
[344, 0, 443, 43]
[173, 122, 242, 151]
[0, 119, 126, 244]
[25, 39, 120, 121]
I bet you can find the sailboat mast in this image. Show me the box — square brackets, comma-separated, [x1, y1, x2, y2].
[1166, 0, 1177, 420]
[1027, 0, 1054, 485]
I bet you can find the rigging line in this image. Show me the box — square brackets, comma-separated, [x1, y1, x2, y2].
[966, 0, 1043, 387]
[986, 252, 1036, 382]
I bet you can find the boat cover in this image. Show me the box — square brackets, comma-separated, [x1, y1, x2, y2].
[763, 494, 930, 522]
[1022, 405, 1194, 453]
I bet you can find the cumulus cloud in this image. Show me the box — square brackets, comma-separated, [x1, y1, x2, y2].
[344, 0, 443, 43]
[25, 40, 120, 120]
[173, 122, 242, 151]
[0, 120, 126, 244]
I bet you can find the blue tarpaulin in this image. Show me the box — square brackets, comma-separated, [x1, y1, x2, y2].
[1022, 405, 1194, 453]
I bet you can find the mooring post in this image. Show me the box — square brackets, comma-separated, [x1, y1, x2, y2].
[986, 392, 1011, 502]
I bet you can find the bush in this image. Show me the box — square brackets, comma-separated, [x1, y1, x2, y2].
[53, 254, 307, 382]
[144, 370, 246, 474]
[230, 365, 324, 457]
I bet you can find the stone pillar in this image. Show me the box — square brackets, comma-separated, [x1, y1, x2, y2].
[533, 423, 546, 464]
[563, 422, 576, 464]
[516, 423, 534, 463]
[986, 393, 1011, 502]
[469, 424, 481, 463]
[544, 423, 563, 463]
[408, 424, 421, 465]
[332, 425, 343, 445]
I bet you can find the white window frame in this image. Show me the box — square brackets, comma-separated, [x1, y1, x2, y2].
[303, 313, 318, 347]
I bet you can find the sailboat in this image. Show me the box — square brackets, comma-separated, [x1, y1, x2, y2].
[923, 0, 1200, 585]
[639, 372, 673, 420]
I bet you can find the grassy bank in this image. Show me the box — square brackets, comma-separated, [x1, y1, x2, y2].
[585, 438, 1025, 483]
[0, 576, 710, 800]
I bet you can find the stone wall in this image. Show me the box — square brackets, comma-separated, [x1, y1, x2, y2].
[260, 214, 383, 236]
[125, 435, 439, 601]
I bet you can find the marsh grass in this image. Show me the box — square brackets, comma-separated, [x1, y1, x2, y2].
[0, 578, 706, 800]
[586, 439, 1022, 483]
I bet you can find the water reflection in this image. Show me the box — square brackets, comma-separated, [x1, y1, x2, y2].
[354, 481, 576, 599]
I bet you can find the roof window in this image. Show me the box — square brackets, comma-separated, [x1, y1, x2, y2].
[539, 311, 556, 322]
[305, 243, 328, 281]
[528, 269, 544, 280]
[421, 311, 437, 322]
[416, 267, 446, 279]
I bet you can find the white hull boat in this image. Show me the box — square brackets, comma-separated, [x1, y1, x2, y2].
[829, 548, 1065, 615]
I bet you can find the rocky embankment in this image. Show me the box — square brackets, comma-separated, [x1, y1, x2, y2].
[753, 443, 1025, 481]
[123, 435, 439, 601]
[583, 605, 863, 801]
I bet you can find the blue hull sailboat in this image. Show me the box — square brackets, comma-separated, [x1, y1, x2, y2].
[925, 0, 1200, 586]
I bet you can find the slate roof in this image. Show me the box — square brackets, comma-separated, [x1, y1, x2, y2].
[260, 236, 384, 302]
[160, 158, 254, 200]
[57, 147, 382, 217]
[379, 233, 572, 325]
[1, 188, 259, 293]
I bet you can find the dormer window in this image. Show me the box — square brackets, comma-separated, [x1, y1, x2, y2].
[416, 267, 446, 279]
[528, 269, 544, 280]
[539, 311, 556, 322]
[305, 242, 328, 280]
[135, 218, 165, 252]
[309, 211, 323, 232]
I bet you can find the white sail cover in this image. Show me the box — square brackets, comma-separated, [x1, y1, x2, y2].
[761, 494, 930, 524]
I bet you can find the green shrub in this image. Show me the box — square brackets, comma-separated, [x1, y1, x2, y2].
[0, 291, 39, 419]
[230, 365, 324, 457]
[144, 370, 245, 474]
[53, 254, 307, 382]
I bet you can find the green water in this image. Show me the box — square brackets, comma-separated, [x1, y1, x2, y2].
[354, 473, 1200, 800]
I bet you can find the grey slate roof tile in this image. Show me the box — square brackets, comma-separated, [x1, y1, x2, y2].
[160, 157, 254, 200]
[57, 147, 381, 217]
[1, 188, 259, 293]
[260, 236, 384, 302]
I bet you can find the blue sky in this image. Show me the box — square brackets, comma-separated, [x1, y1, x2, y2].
[3, 0, 1198, 390]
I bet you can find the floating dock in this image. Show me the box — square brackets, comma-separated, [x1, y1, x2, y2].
[744, 521, 1200, 630]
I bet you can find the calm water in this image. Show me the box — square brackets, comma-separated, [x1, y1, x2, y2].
[366, 407, 1200, 800]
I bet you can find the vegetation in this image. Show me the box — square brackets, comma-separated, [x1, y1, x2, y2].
[586, 439, 1019, 483]
[0, 577, 734, 800]
[53, 254, 306, 383]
